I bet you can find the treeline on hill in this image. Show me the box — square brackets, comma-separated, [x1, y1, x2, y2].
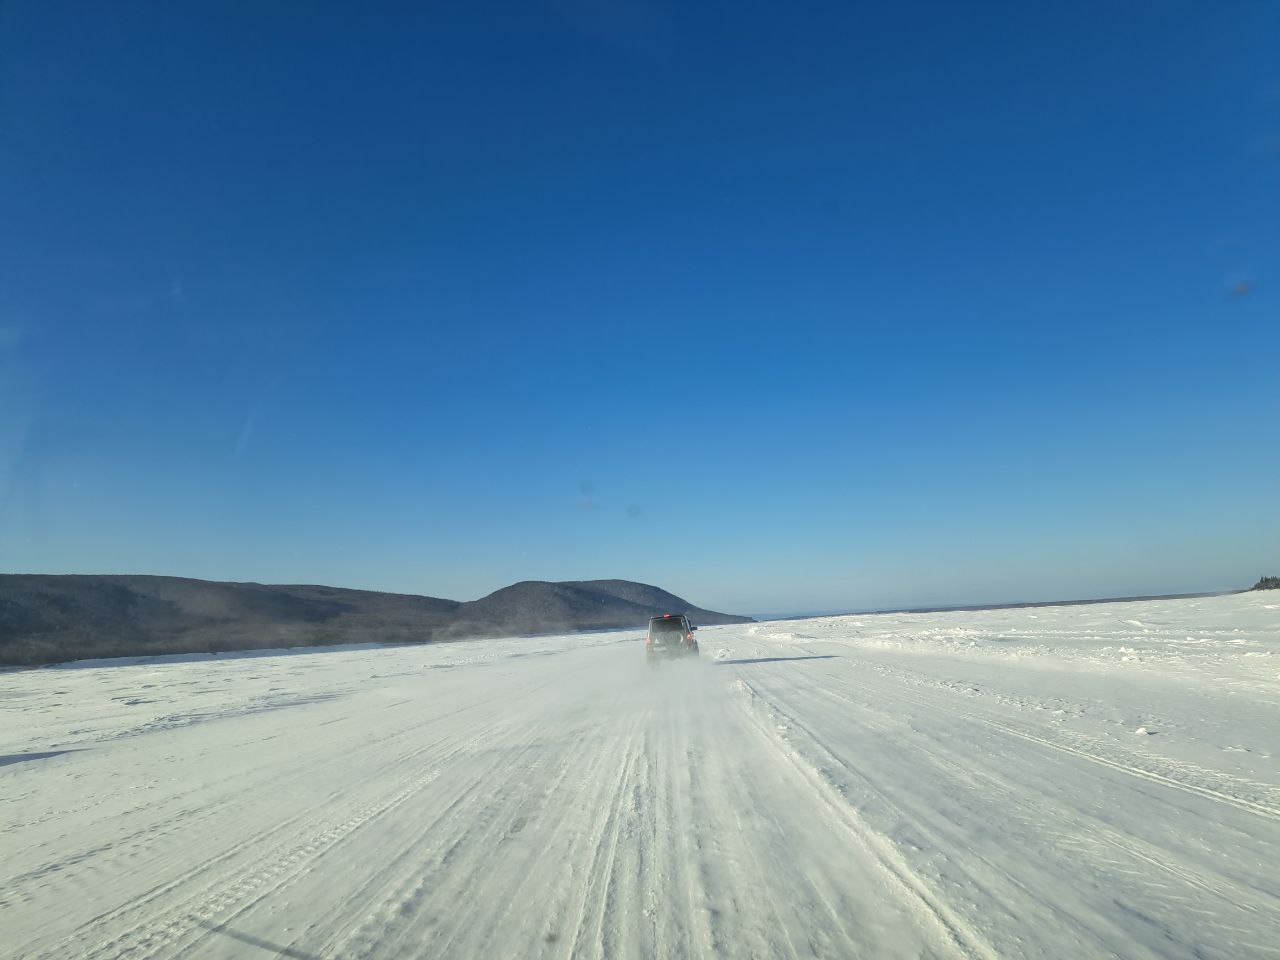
[1252, 576, 1280, 591]
[0, 575, 751, 668]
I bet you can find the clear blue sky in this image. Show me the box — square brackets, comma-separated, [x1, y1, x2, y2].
[2, 2, 1277, 615]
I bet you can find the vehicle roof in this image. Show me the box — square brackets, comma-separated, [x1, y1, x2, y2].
[648, 613, 688, 622]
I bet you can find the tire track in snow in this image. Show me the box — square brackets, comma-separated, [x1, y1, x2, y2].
[733, 647, 1280, 959]
[217, 677, 587, 960]
[810, 674, 1280, 915]
[29, 701, 524, 960]
[818, 676, 1280, 951]
[843, 657, 1280, 818]
[314, 724, 583, 959]
[731, 675, 1000, 960]
[6, 686, 513, 915]
[343, 712, 630, 959]
[732, 675, 998, 960]
[659, 718, 717, 960]
[565, 711, 648, 960]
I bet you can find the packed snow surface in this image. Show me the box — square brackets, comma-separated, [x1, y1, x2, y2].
[3, 592, 1279, 959]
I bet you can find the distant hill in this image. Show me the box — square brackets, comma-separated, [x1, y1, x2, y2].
[447, 579, 742, 639]
[0, 574, 751, 667]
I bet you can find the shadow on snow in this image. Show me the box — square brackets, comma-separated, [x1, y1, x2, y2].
[198, 921, 323, 960]
[713, 655, 837, 666]
[0, 749, 83, 768]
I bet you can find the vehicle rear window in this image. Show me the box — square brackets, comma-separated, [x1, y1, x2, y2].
[651, 619, 688, 635]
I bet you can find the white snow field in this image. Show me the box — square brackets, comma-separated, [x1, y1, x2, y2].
[3, 592, 1279, 959]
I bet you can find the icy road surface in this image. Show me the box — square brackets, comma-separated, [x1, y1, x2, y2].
[4, 593, 1280, 959]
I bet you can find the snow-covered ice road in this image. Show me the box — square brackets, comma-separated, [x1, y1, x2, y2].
[4, 592, 1280, 959]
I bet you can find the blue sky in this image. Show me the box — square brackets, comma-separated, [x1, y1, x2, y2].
[2, 1, 1277, 614]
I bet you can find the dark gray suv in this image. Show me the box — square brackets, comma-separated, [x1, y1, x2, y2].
[645, 613, 699, 666]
